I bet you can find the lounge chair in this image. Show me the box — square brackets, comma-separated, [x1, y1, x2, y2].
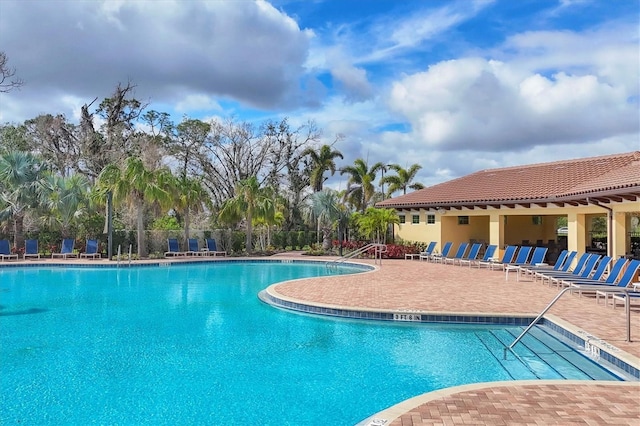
[431, 241, 453, 263]
[203, 238, 227, 257]
[505, 246, 548, 281]
[52, 238, 78, 259]
[165, 238, 187, 257]
[557, 256, 612, 288]
[415, 241, 436, 261]
[467, 244, 498, 268]
[0, 239, 19, 261]
[608, 262, 640, 308]
[534, 252, 590, 284]
[477, 245, 517, 270]
[541, 253, 600, 287]
[453, 243, 482, 266]
[443, 242, 469, 265]
[569, 257, 632, 297]
[80, 239, 101, 259]
[23, 239, 41, 259]
[186, 238, 204, 256]
[499, 246, 532, 272]
[520, 250, 572, 279]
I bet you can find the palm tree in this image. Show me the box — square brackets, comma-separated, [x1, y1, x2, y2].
[173, 176, 210, 245]
[354, 207, 399, 244]
[218, 176, 275, 253]
[96, 157, 174, 257]
[309, 189, 344, 250]
[0, 151, 47, 250]
[302, 144, 343, 192]
[340, 158, 384, 213]
[40, 174, 91, 238]
[380, 163, 425, 197]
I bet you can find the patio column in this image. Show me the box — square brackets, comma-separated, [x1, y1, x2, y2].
[567, 212, 587, 262]
[489, 211, 505, 256]
[612, 209, 626, 259]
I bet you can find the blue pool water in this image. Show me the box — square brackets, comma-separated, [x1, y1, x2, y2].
[0, 261, 621, 425]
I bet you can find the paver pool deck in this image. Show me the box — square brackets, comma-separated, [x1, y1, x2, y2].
[4, 254, 639, 424]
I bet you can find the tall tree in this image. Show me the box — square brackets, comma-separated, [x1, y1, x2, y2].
[380, 163, 425, 197]
[40, 174, 91, 238]
[303, 144, 343, 192]
[96, 157, 174, 257]
[309, 189, 343, 250]
[24, 114, 79, 177]
[218, 176, 275, 253]
[354, 207, 399, 244]
[0, 151, 47, 249]
[0, 52, 23, 92]
[173, 176, 210, 244]
[340, 158, 384, 213]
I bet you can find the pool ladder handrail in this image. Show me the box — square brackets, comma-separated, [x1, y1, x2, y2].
[504, 286, 635, 360]
[116, 244, 133, 267]
[326, 243, 387, 268]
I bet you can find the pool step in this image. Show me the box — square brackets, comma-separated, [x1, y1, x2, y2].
[477, 327, 619, 381]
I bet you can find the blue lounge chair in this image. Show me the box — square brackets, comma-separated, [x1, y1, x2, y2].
[52, 238, 78, 259]
[454, 243, 482, 266]
[521, 250, 572, 279]
[443, 242, 469, 265]
[165, 238, 186, 257]
[499, 246, 532, 272]
[505, 246, 548, 280]
[534, 251, 590, 284]
[80, 239, 101, 259]
[569, 257, 632, 297]
[23, 239, 41, 259]
[417, 241, 437, 261]
[478, 245, 517, 270]
[186, 238, 203, 256]
[468, 244, 498, 268]
[558, 256, 611, 288]
[431, 241, 453, 263]
[0, 239, 18, 261]
[607, 260, 640, 308]
[204, 238, 227, 257]
[540, 253, 600, 286]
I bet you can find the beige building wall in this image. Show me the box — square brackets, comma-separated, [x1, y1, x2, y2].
[392, 200, 639, 260]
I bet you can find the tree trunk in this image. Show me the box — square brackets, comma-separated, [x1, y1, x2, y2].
[136, 199, 146, 257]
[12, 213, 24, 252]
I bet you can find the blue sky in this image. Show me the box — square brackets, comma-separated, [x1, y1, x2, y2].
[0, 0, 638, 191]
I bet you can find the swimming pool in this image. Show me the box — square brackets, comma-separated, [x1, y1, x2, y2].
[0, 261, 623, 425]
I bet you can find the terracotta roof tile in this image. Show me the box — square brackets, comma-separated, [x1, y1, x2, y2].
[377, 151, 640, 208]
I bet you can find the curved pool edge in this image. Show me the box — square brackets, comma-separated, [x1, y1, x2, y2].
[261, 284, 639, 376]
[355, 380, 640, 426]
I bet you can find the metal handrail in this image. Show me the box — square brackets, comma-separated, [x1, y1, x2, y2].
[326, 243, 387, 268]
[504, 286, 636, 359]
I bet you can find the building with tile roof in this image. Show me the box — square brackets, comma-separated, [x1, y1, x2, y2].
[377, 151, 640, 261]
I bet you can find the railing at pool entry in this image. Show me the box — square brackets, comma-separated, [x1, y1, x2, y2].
[504, 285, 635, 360]
[326, 243, 387, 269]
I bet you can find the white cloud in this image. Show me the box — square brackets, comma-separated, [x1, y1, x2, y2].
[175, 95, 222, 114]
[387, 26, 639, 153]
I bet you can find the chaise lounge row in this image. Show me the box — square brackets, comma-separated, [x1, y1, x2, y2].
[0, 238, 102, 261]
[165, 238, 227, 257]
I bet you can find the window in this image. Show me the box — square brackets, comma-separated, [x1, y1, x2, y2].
[458, 216, 469, 225]
[426, 214, 435, 224]
[532, 216, 543, 225]
[412, 215, 420, 224]
[399, 215, 405, 224]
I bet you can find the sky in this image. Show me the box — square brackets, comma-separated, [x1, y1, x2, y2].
[0, 0, 638, 191]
